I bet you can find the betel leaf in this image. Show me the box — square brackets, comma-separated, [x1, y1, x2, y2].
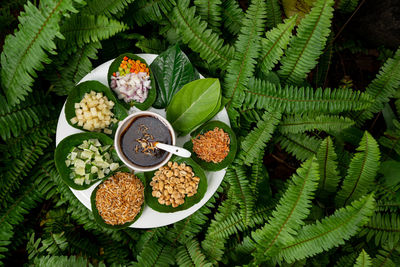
[65, 80, 128, 136]
[144, 156, 207, 213]
[107, 53, 157, 110]
[166, 78, 221, 135]
[184, 121, 237, 171]
[54, 132, 122, 190]
[151, 44, 200, 108]
[90, 172, 146, 230]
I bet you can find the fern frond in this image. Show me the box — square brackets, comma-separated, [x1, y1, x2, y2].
[221, 0, 243, 36]
[60, 14, 128, 48]
[135, 38, 167, 54]
[48, 42, 101, 95]
[335, 253, 359, 267]
[0, 92, 53, 140]
[244, 78, 372, 113]
[135, 228, 167, 253]
[32, 255, 93, 267]
[0, 0, 83, 106]
[83, 0, 134, 17]
[240, 109, 281, 165]
[337, 0, 360, 13]
[194, 0, 222, 34]
[278, 0, 335, 85]
[316, 137, 341, 198]
[226, 165, 255, 226]
[259, 15, 296, 75]
[359, 212, 400, 246]
[279, 114, 354, 134]
[250, 150, 267, 196]
[265, 0, 282, 28]
[275, 194, 375, 263]
[133, 242, 175, 267]
[372, 243, 400, 267]
[355, 49, 400, 125]
[354, 250, 372, 267]
[251, 157, 320, 262]
[223, 0, 266, 108]
[176, 239, 212, 267]
[173, 0, 235, 68]
[314, 32, 333, 88]
[132, 0, 175, 26]
[379, 120, 400, 156]
[277, 133, 321, 161]
[336, 131, 380, 207]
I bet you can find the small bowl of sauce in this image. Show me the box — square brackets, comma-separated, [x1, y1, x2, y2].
[115, 111, 175, 172]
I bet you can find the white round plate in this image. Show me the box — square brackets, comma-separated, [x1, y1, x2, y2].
[55, 54, 229, 228]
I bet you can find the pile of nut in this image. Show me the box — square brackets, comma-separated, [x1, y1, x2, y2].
[150, 161, 200, 208]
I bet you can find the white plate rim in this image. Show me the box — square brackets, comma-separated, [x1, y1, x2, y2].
[55, 54, 229, 228]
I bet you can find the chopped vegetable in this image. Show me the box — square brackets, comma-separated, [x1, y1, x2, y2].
[66, 139, 119, 185]
[192, 127, 230, 163]
[110, 57, 151, 103]
[69, 91, 118, 134]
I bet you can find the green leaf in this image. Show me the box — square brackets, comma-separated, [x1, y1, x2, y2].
[150, 45, 199, 109]
[378, 160, 400, 187]
[184, 121, 237, 171]
[54, 132, 120, 190]
[360, 212, 400, 246]
[83, 0, 134, 17]
[65, 80, 128, 135]
[133, 242, 175, 267]
[277, 133, 321, 161]
[176, 239, 213, 267]
[0, 0, 83, 106]
[244, 78, 372, 113]
[251, 157, 320, 262]
[144, 156, 207, 212]
[221, 0, 244, 36]
[278, 0, 335, 85]
[194, 0, 222, 34]
[275, 194, 376, 263]
[279, 114, 354, 134]
[316, 137, 341, 197]
[240, 109, 281, 165]
[223, 0, 267, 108]
[337, 0, 360, 13]
[354, 250, 372, 267]
[107, 53, 156, 110]
[90, 172, 145, 229]
[266, 0, 282, 28]
[173, 0, 235, 68]
[131, 0, 175, 26]
[166, 78, 221, 134]
[336, 131, 380, 207]
[59, 14, 128, 48]
[225, 165, 255, 226]
[259, 15, 296, 75]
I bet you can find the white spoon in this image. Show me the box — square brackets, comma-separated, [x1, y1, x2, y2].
[154, 142, 191, 158]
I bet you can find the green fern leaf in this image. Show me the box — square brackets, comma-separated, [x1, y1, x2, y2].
[355, 49, 400, 125]
[359, 212, 400, 246]
[221, 0, 243, 36]
[379, 120, 400, 156]
[278, 0, 335, 85]
[225, 165, 255, 226]
[135, 227, 167, 253]
[266, 0, 282, 28]
[241, 109, 281, 165]
[194, 0, 222, 34]
[277, 133, 321, 161]
[47, 42, 101, 95]
[173, 0, 235, 68]
[60, 14, 128, 48]
[276, 194, 375, 263]
[259, 15, 296, 75]
[132, 0, 175, 26]
[316, 136, 341, 197]
[84, 0, 134, 17]
[336, 131, 380, 207]
[250, 150, 267, 196]
[337, 0, 360, 13]
[134, 242, 175, 267]
[32, 255, 94, 267]
[372, 243, 400, 267]
[354, 250, 372, 267]
[0, 92, 53, 140]
[176, 239, 212, 267]
[335, 253, 359, 267]
[224, 0, 266, 108]
[279, 114, 354, 134]
[0, 0, 83, 106]
[251, 157, 320, 262]
[135, 38, 167, 54]
[244, 78, 372, 113]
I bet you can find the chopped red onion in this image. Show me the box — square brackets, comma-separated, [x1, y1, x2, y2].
[110, 72, 151, 103]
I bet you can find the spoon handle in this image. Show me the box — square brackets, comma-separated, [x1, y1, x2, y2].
[155, 143, 191, 158]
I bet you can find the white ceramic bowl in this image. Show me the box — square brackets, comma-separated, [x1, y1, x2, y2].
[114, 111, 176, 172]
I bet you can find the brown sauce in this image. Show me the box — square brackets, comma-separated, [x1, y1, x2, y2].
[120, 115, 172, 167]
